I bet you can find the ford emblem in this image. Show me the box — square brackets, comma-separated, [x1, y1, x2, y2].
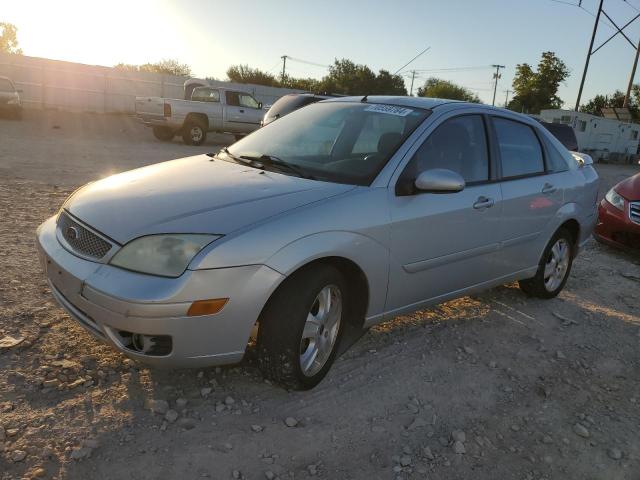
[65, 226, 79, 241]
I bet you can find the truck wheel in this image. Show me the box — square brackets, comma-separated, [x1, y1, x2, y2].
[518, 228, 574, 299]
[152, 126, 175, 141]
[182, 121, 207, 146]
[257, 264, 347, 390]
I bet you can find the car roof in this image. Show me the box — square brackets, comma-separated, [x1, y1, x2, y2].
[323, 95, 462, 110]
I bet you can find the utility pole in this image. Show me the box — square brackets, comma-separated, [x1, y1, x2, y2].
[491, 65, 505, 106]
[504, 89, 512, 107]
[575, 0, 604, 110]
[624, 37, 640, 107]
[280, 55, 288, 83]
[409, 70, 417, 96]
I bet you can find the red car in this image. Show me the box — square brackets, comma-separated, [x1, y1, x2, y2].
[594, 172, 640, 250]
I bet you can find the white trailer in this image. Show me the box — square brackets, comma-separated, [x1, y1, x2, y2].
[539, 109, 640, 162]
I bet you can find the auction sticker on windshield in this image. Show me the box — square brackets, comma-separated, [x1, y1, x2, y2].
[364, 104, 413, 117]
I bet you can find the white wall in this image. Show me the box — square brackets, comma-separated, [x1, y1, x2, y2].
[0, 53, 301, 113]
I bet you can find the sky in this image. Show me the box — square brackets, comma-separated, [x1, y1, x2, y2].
[4, 0, 640, 106]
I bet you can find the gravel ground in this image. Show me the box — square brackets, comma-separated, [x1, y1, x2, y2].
[1, 110, 640, 480]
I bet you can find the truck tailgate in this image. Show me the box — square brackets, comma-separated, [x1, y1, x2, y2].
[135, 96, 165, 116]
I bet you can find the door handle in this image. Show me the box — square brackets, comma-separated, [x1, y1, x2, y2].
[541, 183, 557, 194]
[239, 109, 245, 113]
[473, 196, 494, 209]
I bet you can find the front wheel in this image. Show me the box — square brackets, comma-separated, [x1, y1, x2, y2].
[257, 265, 347, 390]
[519, 228, 574, 298]
[182, 121, 207, 146]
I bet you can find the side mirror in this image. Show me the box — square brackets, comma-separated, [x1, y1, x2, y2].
[414, 169, 465, 193]
[258, 102, 263, 109]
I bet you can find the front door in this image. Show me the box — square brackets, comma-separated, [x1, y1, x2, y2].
[386, 114, 503, 314]
[224, 91, 262, 132]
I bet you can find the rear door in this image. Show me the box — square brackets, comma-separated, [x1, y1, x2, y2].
[386, 113, 503, 313]
[491, 116, 563, 272]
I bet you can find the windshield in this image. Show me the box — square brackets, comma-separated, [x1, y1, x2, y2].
[227, 102, 430, 185]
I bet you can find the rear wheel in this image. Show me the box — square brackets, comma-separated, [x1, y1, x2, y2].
[519, 228, 574, 298]
[182, 120, 207, 146]
[257, 265, 347, 390]
[152, 126, 175, 141]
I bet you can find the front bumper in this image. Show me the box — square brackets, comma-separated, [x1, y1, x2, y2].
[594, 199, 640, 250]
[36, 215, 284, 367]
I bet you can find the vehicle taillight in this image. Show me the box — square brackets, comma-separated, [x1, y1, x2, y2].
[163, 103, 171, 117]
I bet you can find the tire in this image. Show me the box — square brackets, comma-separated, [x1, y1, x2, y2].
[518, 228, 574, 299]
[152, 126, 174, 141]
[257, 264, 348, 390]
[182, 120, 207, 146]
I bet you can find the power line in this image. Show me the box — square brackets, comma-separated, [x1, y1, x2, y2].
[393, 46, 432, 75]
[622, 0, 640, 13]
[287, 56, 330, 69]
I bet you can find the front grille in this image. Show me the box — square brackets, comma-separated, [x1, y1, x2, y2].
[57, 212, 112, 259]
[630, 202, 640, 225]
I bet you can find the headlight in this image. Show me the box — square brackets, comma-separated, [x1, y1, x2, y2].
[110, 234, 220, 277]
[604, 188, 625, 211]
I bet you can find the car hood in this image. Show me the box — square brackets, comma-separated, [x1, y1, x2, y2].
[616, 172, 640, 201]
[65, 155, 354, 244]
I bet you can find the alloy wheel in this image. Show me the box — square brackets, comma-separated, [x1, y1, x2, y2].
[543, 238, 570, 292]
[299, 284, 342, 377]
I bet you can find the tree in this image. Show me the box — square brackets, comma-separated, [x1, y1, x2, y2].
[580, 87, 640, 119]
[508, 51, 569, 113]
[285, 76, 321, 92]
[0, 22, 22, 54]
[371, 69, 407, 95]
[115, 59, 191, 77]
[316, 59, 406, 95]
[226, 65, 278, 87]
[416, 77, 481, 102]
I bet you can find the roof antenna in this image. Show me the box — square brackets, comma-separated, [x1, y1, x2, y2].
[361, 95, 368, 102]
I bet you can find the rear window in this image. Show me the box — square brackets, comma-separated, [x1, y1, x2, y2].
[191, 87, 219, 103]
[266, 95, 320, 120]
[541, 122, 578, 151]
[494, 117, 545, 178]
[0, 78, 15, 92]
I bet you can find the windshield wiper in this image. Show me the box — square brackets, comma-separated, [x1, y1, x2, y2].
[243, 154, 316, 180]
[217, 148, 315, 180]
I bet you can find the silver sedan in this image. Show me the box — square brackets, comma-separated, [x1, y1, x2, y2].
[37, 97, 599, 389]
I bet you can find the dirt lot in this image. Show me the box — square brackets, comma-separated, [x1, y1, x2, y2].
[1, 110, 640, 480]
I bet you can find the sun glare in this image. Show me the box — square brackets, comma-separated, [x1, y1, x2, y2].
[3, 1, 187, 69]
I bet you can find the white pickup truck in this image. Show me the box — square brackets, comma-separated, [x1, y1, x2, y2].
[136, 84, 265, 145]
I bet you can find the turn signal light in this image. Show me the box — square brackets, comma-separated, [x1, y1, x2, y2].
[187, 298, 228, 316]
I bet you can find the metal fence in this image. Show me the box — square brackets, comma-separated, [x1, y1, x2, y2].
[0, 53, 301, 114]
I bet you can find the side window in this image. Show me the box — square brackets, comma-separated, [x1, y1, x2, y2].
[191, 87, 220, 103]
[540, 133, 570, 173]
[399, 115, 490, 188]
[225, 91, 240, 106]
[493, 118, 544, 178]
[239, 93, 260, 109]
